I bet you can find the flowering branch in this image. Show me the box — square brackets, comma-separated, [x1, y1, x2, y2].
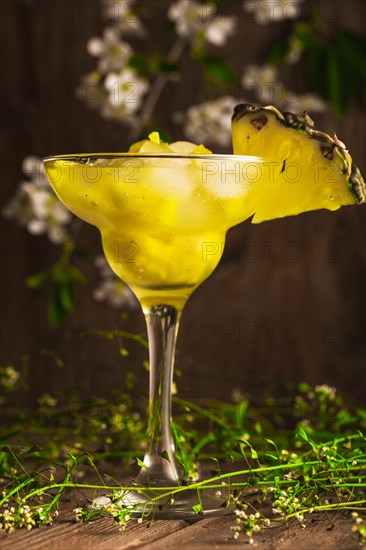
[128, 37, 187, 142]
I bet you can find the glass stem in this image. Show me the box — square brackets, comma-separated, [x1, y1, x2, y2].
[137, 304, 181, 485]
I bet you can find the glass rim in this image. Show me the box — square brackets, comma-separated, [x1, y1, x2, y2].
[43, 153, 275, 163]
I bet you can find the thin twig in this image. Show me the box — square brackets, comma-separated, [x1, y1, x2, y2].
[128, 38, 187, 142]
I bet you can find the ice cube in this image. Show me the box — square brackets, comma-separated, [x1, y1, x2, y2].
[200, 158, 267, 199]
[169, 141, 197, 153]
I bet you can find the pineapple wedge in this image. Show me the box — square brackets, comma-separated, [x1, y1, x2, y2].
[232, 104, 365, 223]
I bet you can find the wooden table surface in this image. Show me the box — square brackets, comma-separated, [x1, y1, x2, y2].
[0, 500, 359, 549]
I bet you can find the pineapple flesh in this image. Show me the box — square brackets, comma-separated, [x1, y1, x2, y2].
[232, 104, 365, 223]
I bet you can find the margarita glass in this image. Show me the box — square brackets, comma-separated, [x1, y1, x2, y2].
[43, 153, 276, 516]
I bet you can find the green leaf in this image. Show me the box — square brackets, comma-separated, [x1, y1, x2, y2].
[356, 409, 366, 422]
[160, 450, 170, 462]
[52, 264, 69, 283]
[293, 23, 314, 48]
[210, 457, 220, 475]
[67, 266, 87, 285]
[48, 290, 65, 328]
[239, 439, 259, 460]
[47, 263, 86, 326]
[226, 451, 235, 462]
[296, 427, 318, 452]
[248, 475, 260, 486]
[26, 271, 51, 288]
[192, 503, 203, 515]
[0, 429, 21, 443]
[335, 31, 366, 109]
[52, 263, 86, 285]
[59, 282, 75, 313]
[336, 31, 366, 78]
[269, 40, 291, 64]
[202, 55, 236, 84]
[254, 421, 262, 435]
[335, 409, 357, 427]
[48, 282, 74, 327]
[26, 445, 42, 455]
[298, 382, 311, 393]
[74, 247, 93, 260]
[306, 41, 328, 92]
[160, 60, 180, 74]
[250, 447, 258, 460]
[235, 401, 248, 428]
[263, 438, 277, 448]
[127, 53, 150, 74]
[306, 30, 363, 116]
[136, 457, 147, 469]
[296, 427, 310, 442]
[265, 453, 279, 461]
[326, 46, 352, 116]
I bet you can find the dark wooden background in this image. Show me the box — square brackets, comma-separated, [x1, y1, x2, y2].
[0, 0, 365, 407]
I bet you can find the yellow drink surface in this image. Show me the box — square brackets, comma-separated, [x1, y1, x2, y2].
[44, 154, 273, 310]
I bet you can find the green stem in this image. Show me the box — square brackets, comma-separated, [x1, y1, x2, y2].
[282, 499, 366, 520]
[43, 465, 73, 514]
[79, 329, 148, 349]
[0, 477, 35, 507]
[173, 397, 235, 433]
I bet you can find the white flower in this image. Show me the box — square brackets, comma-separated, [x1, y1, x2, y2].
[77, 71, 105, 110]
[241, 64, 285, 105]
[94, 255, 115, 278]
[27, 217, 47, 235]
[48, 225, 70, 245]
[93, 256, 137, 309]
[180, 96, 237, 147]
[231, 387, 244, 402]
[284, 92, 327, 114]
[38, 393, 58, 407]
[87, 27, 132, 73]
[104, 0, 134, 18]
[314, 384, 337, 400]
[241, 64, 327, 114]
[2, 156, 72, 245]
[0, 366, 20, 389]
[94, 279, 137, 308]
[79, 67, 150, 124]
[103, 68, 149, 121]
[168, 0, 235, 45]
[31, 189, 51, 219]
[22, 156, 49, 186]
[244, 0, 304, 25]
[103, 0, 145, 35]
[205, 16, 236, 46]
[168, 0, 206, 38]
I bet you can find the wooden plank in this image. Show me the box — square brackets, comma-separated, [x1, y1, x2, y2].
[146, 514, 359, 550]
[0, 503, 189, 550]
[0, 507, 359, 550]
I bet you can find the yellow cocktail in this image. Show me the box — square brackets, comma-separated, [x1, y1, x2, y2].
[44, 152, 276, 516]
[44, 154, 273, 310]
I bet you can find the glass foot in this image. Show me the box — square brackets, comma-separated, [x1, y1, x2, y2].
[93, 486, 234, 519]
